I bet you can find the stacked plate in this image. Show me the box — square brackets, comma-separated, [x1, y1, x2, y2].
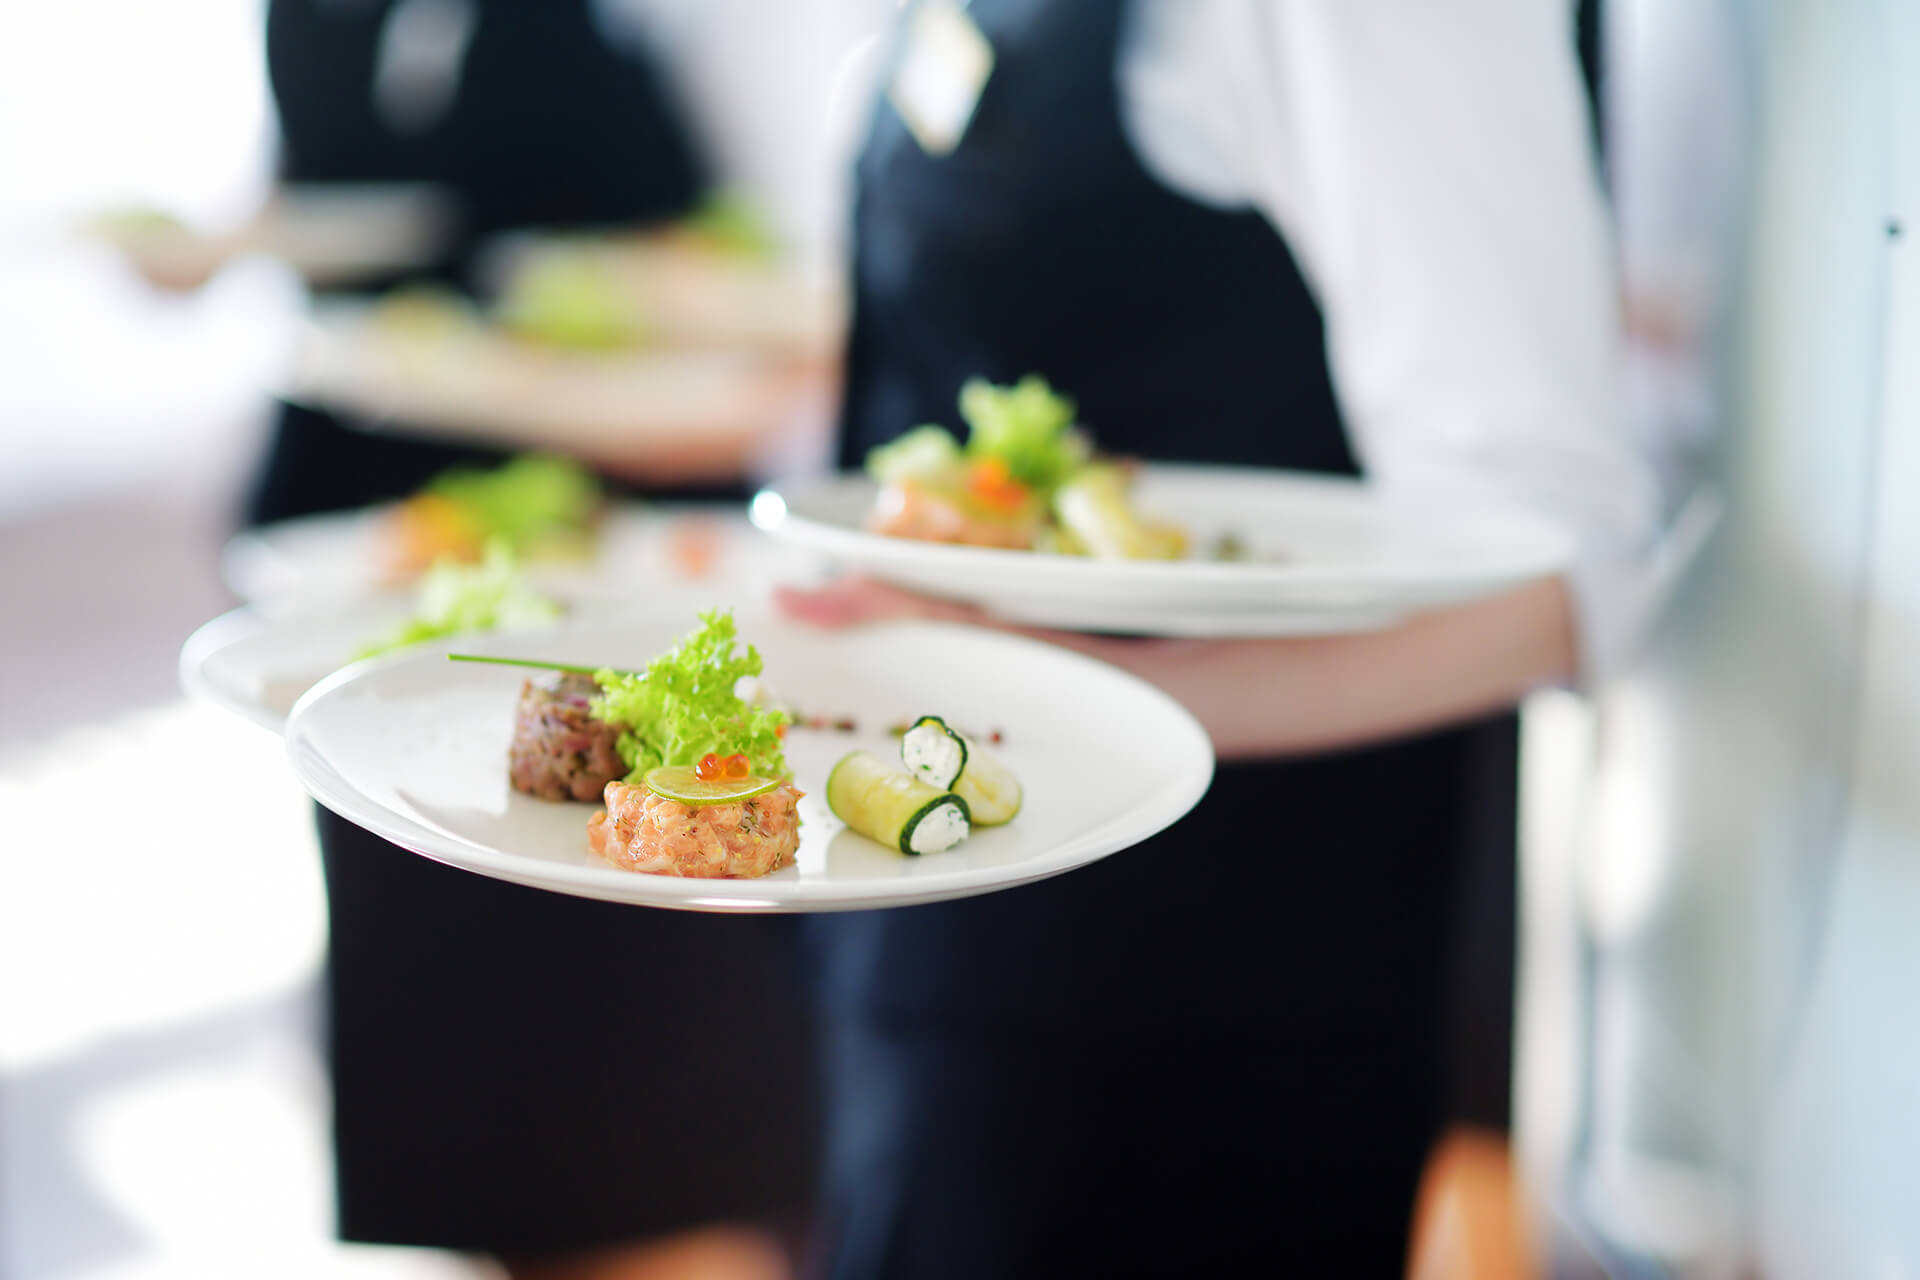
[184, 464, 1569, 912]
[190, 505, 788, 734]
[93, 183, 457, 288]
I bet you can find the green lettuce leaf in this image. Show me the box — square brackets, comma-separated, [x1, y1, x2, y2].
[494, 252, 646, 351]
[355, 541, 562, 660]
[958, 375, 1090, 491]
[590, 610, 790, 782]
[865, 424, 962, 483]
[425, 453, 602, 554]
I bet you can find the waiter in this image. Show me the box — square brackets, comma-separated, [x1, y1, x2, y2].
[784, 0, 1661, 1274]
[252, 5, 817, 1279]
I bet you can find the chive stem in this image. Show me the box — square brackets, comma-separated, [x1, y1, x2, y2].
[447, 654, 638, 677]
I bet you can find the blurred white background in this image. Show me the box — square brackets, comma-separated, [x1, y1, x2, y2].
[0, 0, 881, 1273]
[0, 1, 482, 1276]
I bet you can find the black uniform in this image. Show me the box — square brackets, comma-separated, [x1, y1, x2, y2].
[806, 2, 1525, 1273]
[253, 0, 817, 1253]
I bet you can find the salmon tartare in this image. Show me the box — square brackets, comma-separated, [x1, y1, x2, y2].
[587, 779, 803, 878]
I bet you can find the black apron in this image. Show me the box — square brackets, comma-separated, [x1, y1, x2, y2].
[808, 2, 1521, 1274]
[248, 0, 726, 526]
[254, 2, 817, 1252]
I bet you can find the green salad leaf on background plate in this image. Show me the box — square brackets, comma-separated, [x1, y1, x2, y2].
[355, 541, 563, 659]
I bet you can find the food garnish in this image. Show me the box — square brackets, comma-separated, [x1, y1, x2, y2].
[588, 610, 790, 784]
[863, 375, 1182, 558]
[676, 190, 779, 263]
[383, 453, 603, 579]
[866, 424, 963, 485]
[694, 752, 754, 781]
[423, 454, 602, 554]
[863, 376, 1087, 498]
[494, 251, 646, 350]
[356, 541, 562, 660]
[453, 611, 789, 785]
[642, 764, 781, 806]
[957, 375, 1089, 493]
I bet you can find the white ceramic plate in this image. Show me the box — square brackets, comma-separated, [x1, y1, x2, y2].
[283, 614, 1214, 912]
[93, 183, 456, 287]
[750, 464, 1571, 632]
[281, 299, 803, 454]
[180, 598, 409, 734]
[180, 582, 752, 734]
[983, 597, 1406, 636]
[477, 231, 847, 354]
[223, 505, 791, 611]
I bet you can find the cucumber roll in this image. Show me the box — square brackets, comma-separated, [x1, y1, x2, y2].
[826, 750, 971, 855]
[900, 715, 1023, 825]
[1052, 463, 1187, 560]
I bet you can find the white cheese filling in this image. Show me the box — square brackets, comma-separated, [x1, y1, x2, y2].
[901, 722, 965, 788]
[907, 802, 970, 855]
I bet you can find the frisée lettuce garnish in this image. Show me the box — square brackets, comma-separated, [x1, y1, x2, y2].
[866, 424, 963, 484]
[424, 453, 602, 554]
[356, 541, 562, 659]
[589, 610, 790, 783]
[958, 375, 1089, 491]
[864, 375, 1089, 496]
[495, 252, 646, 351]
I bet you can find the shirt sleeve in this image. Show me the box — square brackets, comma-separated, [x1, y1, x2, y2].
[1123, 0, 1668, 686]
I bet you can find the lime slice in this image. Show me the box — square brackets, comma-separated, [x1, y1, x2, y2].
[642, 765, 781, 806]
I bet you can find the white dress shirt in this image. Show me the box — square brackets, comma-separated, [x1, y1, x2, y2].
[610, 0, 1673, 683]
[1120, 0, 1666, 685]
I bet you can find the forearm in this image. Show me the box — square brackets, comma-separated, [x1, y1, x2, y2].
[776, 572, 1579, 759]
[1060, 576, 1576, 760]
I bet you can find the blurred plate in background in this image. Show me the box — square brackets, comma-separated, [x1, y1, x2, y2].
[221, 504, 794, 609]
[89, 182, 457, 288]
[479, 231, 846, 355]
[180, 595, 432, 734]
[179, 580, 733, 734]
[280, 298, 812, 458]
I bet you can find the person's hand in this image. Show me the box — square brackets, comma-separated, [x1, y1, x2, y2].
[772, 573, 1204, 659]
[130, 251, 224, 293]
[773, 574, 1222, 715]
[774, 573, 1578, 761]
[773, 574, 998, 629]
[98, 208, 254, 294]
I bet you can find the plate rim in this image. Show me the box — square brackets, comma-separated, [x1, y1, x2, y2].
[281, 616, 1217, 913]
[180, 595, 443, 735]
[220, 499, 732, 607]
[178, 605, 286, 734]
[751, 463, 1572, 593]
